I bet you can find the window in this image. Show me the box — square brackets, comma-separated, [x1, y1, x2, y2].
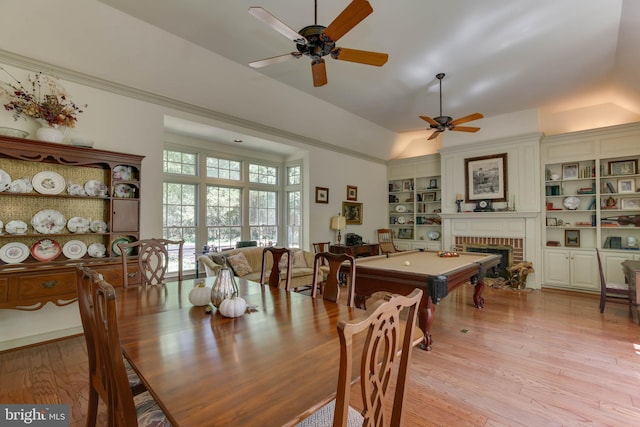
[163, 148, 298, 273]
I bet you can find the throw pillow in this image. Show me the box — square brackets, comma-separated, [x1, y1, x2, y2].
[227, 252, 253, 277]
[278, 249, 308, 271]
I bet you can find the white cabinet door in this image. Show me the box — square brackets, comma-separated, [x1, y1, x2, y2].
[603, 253, 630, 285]
[395, 241, 412, 251]
[570, 251, 598, 291]
[544, 249, 570, 286]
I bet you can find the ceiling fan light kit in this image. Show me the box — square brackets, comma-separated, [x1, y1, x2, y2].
[420, 73, 483, 140]
[249, 0, 388, 87]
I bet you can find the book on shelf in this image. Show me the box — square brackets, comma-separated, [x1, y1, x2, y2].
[606, 182, 616, 193]
[587, 198, 596, 210]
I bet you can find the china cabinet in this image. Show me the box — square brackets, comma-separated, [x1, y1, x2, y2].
[0, 135, 144, 310]
[541, 122, 640, 290]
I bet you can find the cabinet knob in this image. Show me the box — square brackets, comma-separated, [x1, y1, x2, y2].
[127, 272, 137, 278]
[41, 280, 57, 288]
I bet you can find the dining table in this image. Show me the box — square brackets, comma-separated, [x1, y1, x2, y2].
[115, 277, 365, 426]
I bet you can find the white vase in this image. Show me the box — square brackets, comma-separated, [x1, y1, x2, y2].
[35, 120, 66, 143]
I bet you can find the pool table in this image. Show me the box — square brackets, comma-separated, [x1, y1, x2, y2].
[350, 249, 501, 351]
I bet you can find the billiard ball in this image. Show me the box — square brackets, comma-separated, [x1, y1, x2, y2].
[404, 260, 410, 266]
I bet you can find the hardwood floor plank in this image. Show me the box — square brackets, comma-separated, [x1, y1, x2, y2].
[2, 287, 640, 426]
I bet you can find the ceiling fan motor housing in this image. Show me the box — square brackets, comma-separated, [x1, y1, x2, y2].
[296, 25, 334, 60]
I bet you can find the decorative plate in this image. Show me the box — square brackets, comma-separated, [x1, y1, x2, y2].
[67, 216, 90, 233]
[113, 183, 135, 198]
[89, 220, 108, 233]
[8, 178, 32, 193]
[112, 237, 134, 256]
[62, 240, 87, 259]
[113, 165, 133, 180]
[84, 180, 108, 197]
[5, 220, 28, 234]
[396, 216, 407, 224]
[31, 209, 66, 234]
[563, 196, 581, 210]
[427, 231, 441, 240]
[30, 239, 62, 262]
[0, 169, 12, 192]
[0, 242, 30, 264]
[67, 183, 87, 196]
[32, 171, 66, 195]
[394, 205, 407, 213]
[87, 242, 107, 258]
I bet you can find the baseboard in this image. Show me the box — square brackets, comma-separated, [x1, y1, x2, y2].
[0, 326, 83, 353]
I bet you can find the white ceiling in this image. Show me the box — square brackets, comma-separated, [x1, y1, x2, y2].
[100, 0, 640, 147]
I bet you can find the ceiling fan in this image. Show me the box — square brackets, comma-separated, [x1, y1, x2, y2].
[248, 0, 388, 87]
[419, 73, 483, 140]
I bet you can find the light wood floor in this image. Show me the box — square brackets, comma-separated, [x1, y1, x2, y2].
[2, 286, 640, 426]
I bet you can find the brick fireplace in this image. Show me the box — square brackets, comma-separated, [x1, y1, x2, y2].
[455, 236, 524, 267]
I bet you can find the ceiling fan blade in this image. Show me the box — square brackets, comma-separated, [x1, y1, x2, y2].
[330, 48, 388, 66]
[248, 7, 307, 44]
[248, 52, 302, 69]
[311, 59, 328, 87]
[323, 0, 373, 42]
[428, 130, 441, 140]
[452, 126, 481, 133]
[450, 112, 483, 126]
[419, 115, 439, 127]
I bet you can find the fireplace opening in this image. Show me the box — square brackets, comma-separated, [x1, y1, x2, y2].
[463, 243, 513, 277]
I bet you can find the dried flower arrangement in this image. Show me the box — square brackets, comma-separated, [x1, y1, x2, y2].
[0, 67, 86, 128]
[509, 261, 534, 289]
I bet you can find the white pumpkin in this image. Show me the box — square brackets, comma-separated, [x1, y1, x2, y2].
[188, 282, 212, 306]
[218, 296, 247, 318]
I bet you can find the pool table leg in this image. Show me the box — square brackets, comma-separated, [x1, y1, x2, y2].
[472, 277, 485, 309]
[419, 296, 434, 351]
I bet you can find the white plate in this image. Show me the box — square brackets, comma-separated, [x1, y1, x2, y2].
[87, 243, 106, 258]
[89, 220, 108, 233]
[113, 183, 135, 198]
[113, 165, 132, 180]
[67, 183, 87, 196]
[394, 205, 407, 213]
[563, 196, 581, 210]
[67, 216, 90, 233]
[84, 180, 107, 197]
[0, 169, 11, 192]
[0, 242, 30, 263]
[427, 231, 441, 240]
[396, 216, 406, 224]
[31, 209, 66, 234]
[8, 178, 32, 193]
[63, 240, 87, 259]
[5, 220, 28, 234]
[32, 171, 66, 195]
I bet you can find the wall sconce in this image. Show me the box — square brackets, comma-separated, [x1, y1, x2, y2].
[330, 214, 347, 245]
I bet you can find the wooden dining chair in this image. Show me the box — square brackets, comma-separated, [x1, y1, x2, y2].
[297, 288, 423, 427]
[76, 265, 147, 427]
[311, 252, 356, 307]
[76, 265, 170, 427]
[312, 242, 331, 264]
[377, 228, 401, 254]
[596, 248, 632, 313]
[260, 247, 292, 291]
[118, 238, 184, 288]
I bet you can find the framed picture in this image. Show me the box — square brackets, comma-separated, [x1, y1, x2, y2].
[609, 159, 637, 176]
[617, 178, 636, 193]
[422, 192, 437, 202]
[564, 229, 580, 247]
[402, 180, 412, 191]
[346, 185, 357, 201]
[620, 198, 640, 210]
[562, 163, 579, 180]
[428, 178, 438, 189]
[397, 228, 413, 239]
[342, 201, 363, 224]
[546, 217, 557, 226]
[464, 153, 508, 202]
[315, 187, 328, 204]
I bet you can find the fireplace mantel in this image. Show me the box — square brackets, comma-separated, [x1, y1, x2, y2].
[440, 211, 539, 220]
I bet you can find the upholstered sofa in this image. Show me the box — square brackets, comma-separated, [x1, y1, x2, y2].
[199, 246, 321, 290]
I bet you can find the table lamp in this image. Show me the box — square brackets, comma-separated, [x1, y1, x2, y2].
[330, 214, 346, 245]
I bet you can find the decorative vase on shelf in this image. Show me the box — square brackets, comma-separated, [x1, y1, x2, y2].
[35, 119, 66, 143]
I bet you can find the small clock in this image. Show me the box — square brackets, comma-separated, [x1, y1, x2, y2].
[474, 199, 494, 212]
